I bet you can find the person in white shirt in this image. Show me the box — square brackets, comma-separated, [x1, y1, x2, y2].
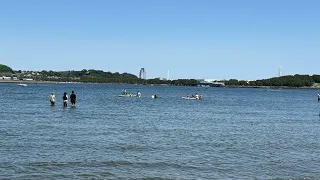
[122, 89, 127, 95]
[50, 92, 55, 106]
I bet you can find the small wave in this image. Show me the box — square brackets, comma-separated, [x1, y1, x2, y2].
[120, 145, 142, 151]
[101, 161, 196, 170]
[78, 173, 98, 177]
[117, 144, 160, 152]
[28, 162, 80, 167]
[15, 174, 71, 179]
[0, 131, 20, 137]
[102, 161, 132, 167]
[99, 172, 115, 177]
[257, 178, 316, 180]
[138, 178, 175, 180]
[36, 124, 55, 129]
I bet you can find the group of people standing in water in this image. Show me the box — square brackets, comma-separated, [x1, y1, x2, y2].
[186, 93, 203, 99]
[122, 89, 159, 98]
[122, 89, 143, 98]
[122, 89, 203, 100]
[49, 91, 77, 107]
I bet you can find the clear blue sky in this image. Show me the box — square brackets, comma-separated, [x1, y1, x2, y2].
[0, 0, 319, 80]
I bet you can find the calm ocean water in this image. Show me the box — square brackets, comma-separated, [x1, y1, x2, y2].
[0, 83, 319, 180]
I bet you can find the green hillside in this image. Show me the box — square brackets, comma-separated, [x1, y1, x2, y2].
[0, 64, 13, 73]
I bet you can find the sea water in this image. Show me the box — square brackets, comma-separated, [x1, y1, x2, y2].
[0, 83, 319, 180]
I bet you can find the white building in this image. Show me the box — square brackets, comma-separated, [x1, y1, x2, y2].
[2, 76, 11, 80]
[23, 78, 34, 81]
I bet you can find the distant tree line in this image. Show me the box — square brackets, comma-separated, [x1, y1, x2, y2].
[38, 69, 199, 85]
[40, 69, 138, 79]
[24, 69, 320, 87]
[224, 74, 320, 87]
[147, 78, 199, 86]
[3, 64, 320, 87]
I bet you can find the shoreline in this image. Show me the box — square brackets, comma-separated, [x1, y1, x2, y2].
[0, 80, 58, 84]
[1, 80, 319, 89]
[225, 85, 320, 89]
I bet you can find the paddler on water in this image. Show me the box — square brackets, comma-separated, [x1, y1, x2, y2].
[195, 93, 199, 99]
[122, 89, 127, 95]
[318, 94, 320, 102]
[137, 91, 141, 98]
[50, 92, 55, 105]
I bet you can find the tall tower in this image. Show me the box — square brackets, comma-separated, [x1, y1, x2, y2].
[279, 66, 283, 77]
[139, 68, 146, 80]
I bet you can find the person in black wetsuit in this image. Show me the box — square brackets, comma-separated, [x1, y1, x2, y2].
[70, 91, 77, 107]
[63, 92, 68, 107]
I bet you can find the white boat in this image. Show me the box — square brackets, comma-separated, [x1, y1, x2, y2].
[182, 97, 198, 100]
[17, 83, 27, 87]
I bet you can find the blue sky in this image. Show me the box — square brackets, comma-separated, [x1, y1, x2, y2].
[0, 0, 319, 80]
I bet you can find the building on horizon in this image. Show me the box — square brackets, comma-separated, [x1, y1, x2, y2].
[197, 79, 225, 87]
[139, 68, 146, 79]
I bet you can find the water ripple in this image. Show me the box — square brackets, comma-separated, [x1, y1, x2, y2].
[1, 84, 320, 179]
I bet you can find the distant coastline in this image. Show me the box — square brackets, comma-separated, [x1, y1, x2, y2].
[225, 85, 320, 89]
[1, 79, 319, 89]
[1, 64, 320, 89]
[0, 80, 60, 84]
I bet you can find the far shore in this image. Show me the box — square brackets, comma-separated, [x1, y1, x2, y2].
[0, 80, 59, 84]
[225, 85, 320, 89]
[1, 80, 320, 89]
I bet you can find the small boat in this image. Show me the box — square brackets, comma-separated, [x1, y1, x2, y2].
[17, 83, 27, 87]
[118, 94, 137, 97]
[182, 97, 198, 100]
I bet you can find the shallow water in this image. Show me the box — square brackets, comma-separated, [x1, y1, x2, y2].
[0, 83, 320, 180]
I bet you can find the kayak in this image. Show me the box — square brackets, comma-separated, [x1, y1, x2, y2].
[118, 94, 137, 97]
[182, 97, 198, 100]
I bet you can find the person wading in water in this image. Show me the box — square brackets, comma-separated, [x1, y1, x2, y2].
[50, 92, 55, 106]
[70, 91, 77, 107]
[63, 92, 68, 107]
